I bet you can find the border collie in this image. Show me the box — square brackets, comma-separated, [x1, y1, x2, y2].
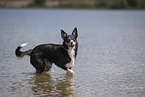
[15, 28, 78, 75]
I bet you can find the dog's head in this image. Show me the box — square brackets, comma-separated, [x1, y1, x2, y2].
[61, 27, 78, 49]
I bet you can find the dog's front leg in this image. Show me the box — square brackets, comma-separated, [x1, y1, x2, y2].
[67, 69, 74, 75]
[61, 64, 74, 75]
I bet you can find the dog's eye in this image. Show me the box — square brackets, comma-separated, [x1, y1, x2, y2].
[67, 40, 70, 43]
[72, 36, 76, 40]
[72, 38, 75, 41]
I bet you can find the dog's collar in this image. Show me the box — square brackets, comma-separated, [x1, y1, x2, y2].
[61, 46, 68, 51]
[61, 46, 75, 51]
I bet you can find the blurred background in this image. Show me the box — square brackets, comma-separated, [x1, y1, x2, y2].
[0, 0, 145, 97]
[0, 0, 145, 9]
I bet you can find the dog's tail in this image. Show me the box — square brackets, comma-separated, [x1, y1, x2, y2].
[15, 43, 32, 58]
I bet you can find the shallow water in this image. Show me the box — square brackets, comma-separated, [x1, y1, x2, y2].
[0, 9, 145, 97]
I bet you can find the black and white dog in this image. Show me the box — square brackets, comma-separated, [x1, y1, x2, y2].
[15, 28, 78, 75]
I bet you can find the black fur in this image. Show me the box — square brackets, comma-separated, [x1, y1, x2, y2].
[15, 46, 32, 57]
[15, 28, 78, 74]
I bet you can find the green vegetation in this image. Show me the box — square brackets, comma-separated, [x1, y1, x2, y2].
[27, 0, 47, 8]
[95, 0, 145, 9]
[34, 0, 46, 5]
[48, 0, 145, 9]
[54, 0, 145, 9]
[0, 0, 145, 9]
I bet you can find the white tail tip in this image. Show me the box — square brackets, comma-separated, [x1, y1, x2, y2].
[20, 43, 27, 47]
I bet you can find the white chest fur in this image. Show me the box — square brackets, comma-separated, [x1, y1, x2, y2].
[66, 47, 75, 68]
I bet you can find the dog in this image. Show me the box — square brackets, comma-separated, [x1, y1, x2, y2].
[15, 28, 78, 75]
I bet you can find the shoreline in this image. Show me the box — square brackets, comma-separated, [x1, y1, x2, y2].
[0, 8, 145, 12]
[0, 0, 145, 9]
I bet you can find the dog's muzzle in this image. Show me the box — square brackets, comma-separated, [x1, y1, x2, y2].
[71, 42, 75, 47]
[70, 40, 75, 47]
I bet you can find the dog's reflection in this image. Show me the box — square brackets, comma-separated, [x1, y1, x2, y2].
[31, 73, 75, 97]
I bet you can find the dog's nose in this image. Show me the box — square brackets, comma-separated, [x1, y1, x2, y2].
[70, 42, 75, 46]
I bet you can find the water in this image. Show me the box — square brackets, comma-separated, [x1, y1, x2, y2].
[0, 9, 145, 97]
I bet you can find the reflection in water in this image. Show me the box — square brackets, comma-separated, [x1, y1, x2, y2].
[31, 73, 75, 97]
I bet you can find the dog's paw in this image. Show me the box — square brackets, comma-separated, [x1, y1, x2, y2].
[67, 69, 74, 75]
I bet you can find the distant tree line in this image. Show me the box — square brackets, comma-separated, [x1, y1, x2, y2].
[28, 0, 46, 7]
[34, 0, 46, 6]
[97, 0, 145, 9]
[29, 0, 145, 9]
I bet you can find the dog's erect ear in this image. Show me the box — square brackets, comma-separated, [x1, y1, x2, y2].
[61, 30, 67, 39]
[72, 27, 78, 39]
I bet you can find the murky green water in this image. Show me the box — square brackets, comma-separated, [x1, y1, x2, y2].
[0, 9, 145, 97]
